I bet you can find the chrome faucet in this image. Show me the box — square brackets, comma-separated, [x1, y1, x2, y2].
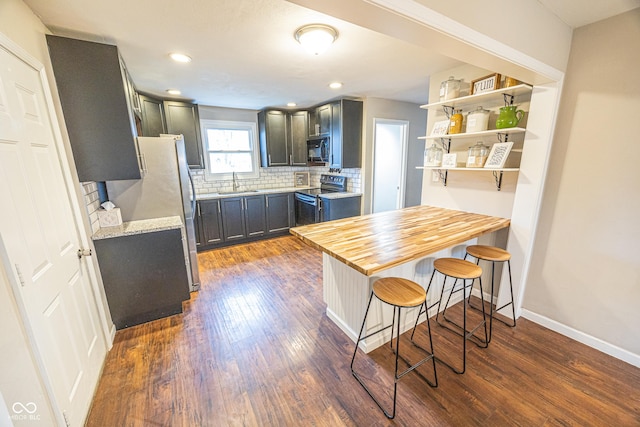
[232, 172, 239, 192]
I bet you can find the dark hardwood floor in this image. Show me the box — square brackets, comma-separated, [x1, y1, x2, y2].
[86, 236, 640, 426]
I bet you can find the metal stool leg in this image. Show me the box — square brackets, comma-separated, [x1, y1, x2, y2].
[467, 258, 517, 340]
[352, 290, 437, 419]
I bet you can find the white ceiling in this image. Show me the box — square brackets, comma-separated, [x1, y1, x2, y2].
[537, 0, 639, 28]
[23, 0, 639, 110]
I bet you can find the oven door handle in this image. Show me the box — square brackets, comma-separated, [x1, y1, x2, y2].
[295, 192, 317, 205]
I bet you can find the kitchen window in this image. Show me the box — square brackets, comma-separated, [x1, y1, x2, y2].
[201, 119, 259, 179]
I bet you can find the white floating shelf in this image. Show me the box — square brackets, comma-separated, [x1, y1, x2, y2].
[420, 84, 533, 111]
[419, 127, 526, 141]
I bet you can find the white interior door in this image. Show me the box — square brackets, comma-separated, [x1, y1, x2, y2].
[0, 38, 106, 426]
[372, 119, 408, 213]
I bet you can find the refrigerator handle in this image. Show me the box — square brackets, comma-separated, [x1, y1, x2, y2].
[188, 169, 196, 214]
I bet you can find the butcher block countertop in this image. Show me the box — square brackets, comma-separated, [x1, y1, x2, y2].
[289, 205, 510, 276]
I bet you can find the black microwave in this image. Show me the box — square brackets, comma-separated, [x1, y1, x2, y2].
[307, 137, 329, 164]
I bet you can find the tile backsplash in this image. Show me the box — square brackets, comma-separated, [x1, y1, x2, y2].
[192, 167, 362, 194]
[82, 181, 102, 234]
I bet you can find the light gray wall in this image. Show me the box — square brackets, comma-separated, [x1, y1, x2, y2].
[524, 9, 640, 356]
[362, 98, 427, 214]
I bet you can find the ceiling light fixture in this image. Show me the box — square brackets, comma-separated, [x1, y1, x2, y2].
[166, 89, 181, 95]
[329, 82, 343, 89]
[295, 24, 338, 55]
[287, 102, 297, 107]
[169, 53, 192, 63]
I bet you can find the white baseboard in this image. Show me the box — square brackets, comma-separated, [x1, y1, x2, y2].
[521, 309, 640, 368]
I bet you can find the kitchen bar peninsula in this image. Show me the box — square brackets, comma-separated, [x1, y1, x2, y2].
[290, 205, 510, 351]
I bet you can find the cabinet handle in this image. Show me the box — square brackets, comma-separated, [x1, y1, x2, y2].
[289, 154, 292, 165]
[266, 197, 269, 208]
[140, 153, 148, 173]
[268, 154, 272, 165]
[197, 203, 201, 217]
[217, 200, 221, 214]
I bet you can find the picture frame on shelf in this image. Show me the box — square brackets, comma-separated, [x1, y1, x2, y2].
[484, 142, 514, 169]
[471, 73, 501, 95]
[430, 120, 450, 136]
[441, 153, 457, 168]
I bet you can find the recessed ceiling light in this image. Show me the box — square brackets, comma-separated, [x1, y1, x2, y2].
[329, 82, 343, 89]
[169, 53, 192, 63]
[166, 89, 181, 95]
[287, 102, 297, 107]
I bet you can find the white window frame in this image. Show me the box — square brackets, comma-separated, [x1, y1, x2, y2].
[200, 119, 260, 180]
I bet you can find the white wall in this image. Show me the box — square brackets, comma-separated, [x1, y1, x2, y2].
[523, 9, 640, 364]
[362, 97, 426, 214]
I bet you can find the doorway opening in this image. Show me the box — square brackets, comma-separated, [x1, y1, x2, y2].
[372, 119, 409, 213]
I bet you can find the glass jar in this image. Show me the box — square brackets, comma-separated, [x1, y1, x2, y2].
[466, 106, 490, 133]
[442, 76, 461, 101]
[424, 143, 443, 167]
[466, 141, 489, 168]
[449, 109, 463, 134]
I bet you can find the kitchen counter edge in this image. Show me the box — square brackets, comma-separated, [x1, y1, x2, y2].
[92, 216, 183, 240]
[196, 187, 314, 200]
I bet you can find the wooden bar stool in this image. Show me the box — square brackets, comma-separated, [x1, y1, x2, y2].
[351, 277, 437, 419]
[465, 245, 516, 342]
[430, 258, 488, 374]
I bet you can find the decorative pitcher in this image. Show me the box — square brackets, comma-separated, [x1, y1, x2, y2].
[495, 105, 525, 129]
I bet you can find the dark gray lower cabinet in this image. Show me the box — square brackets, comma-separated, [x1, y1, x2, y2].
[196, 192, 294, 251]
[93, 229, 190, 329]
[266, 193, 294, 233]
[221, 195, 266, 241]
[197, 199, 223, 246]
[244, 195, 267, 237]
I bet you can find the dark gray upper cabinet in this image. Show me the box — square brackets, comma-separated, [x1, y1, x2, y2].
[258, 109, 308, 167]
[46, 35, 141, 182]
[164, 101, 205, 169]
[290, 111, 308, 166]
[330, 99, 363, 169]
[258, 110, 288, 166]
[317, 104, 331, 136]
[139, 94, 167, 137]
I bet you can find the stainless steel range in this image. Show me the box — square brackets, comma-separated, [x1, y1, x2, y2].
[294, 174, 361, 225]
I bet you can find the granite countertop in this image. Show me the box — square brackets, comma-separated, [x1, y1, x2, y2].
[318, 192, 362, 200]
[196, 186, 315, 200]
[92, 216, 183, 240]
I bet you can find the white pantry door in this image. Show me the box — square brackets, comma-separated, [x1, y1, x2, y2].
[0, 39, 106, 425]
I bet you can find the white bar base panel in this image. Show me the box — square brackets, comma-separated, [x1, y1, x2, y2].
[322, 241, 473, 353]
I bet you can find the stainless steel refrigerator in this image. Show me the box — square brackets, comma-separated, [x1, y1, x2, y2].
[106, 135, 200, 292]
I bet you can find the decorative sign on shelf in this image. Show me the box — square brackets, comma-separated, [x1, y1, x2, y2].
[471, 73, 501, 95]
[441, 153, 457, 168]
[484, 142, 514, 169]
[430, 120, 450, 136]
